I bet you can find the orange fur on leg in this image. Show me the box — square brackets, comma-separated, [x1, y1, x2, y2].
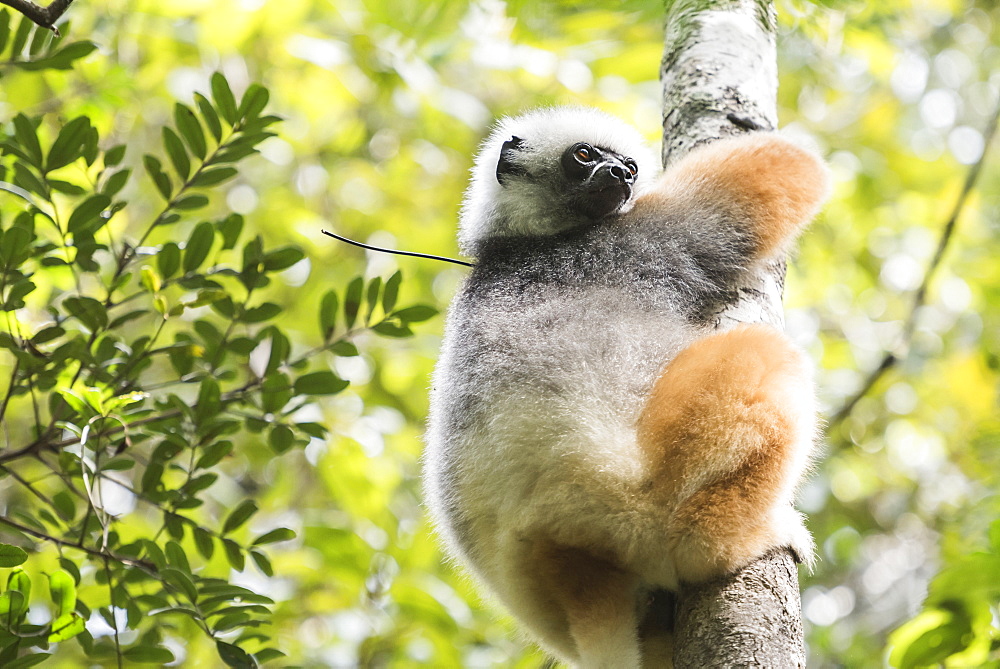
[637, 324, 816, 583]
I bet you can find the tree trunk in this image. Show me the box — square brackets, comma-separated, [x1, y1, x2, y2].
[659, 0, 807, 666]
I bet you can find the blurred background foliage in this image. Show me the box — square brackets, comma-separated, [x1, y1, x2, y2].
[1, 0, 999, 666]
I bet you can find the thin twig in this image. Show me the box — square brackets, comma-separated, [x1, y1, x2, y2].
[0, 0, 75, 34]
[0, 514, 157, 574]
[829, 100, 1000, 429]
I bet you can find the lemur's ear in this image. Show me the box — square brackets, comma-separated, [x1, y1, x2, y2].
[496, 136, 526, 185]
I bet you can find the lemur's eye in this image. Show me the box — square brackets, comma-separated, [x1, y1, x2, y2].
[574, 145, 593, 162]
[625, 159, 638, 176]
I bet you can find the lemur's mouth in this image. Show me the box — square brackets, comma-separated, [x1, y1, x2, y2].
[581, 183, 632, 220]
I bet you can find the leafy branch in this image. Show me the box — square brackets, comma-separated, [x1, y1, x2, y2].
[829, 99, 1000, 429]
[0, 515, 155, 574]
[0, 69, 440, 666]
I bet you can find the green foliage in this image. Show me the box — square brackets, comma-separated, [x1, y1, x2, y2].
[1, 0, 999, 667]
[0, 59, 436, 666]
[888, 519, 1000, 667]
[0, 10, 95, 73]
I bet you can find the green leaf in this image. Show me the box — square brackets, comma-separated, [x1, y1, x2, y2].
[52, 490, 76, 521]
[62, 296, 108, 331]
[296, 422, 328, 439]
[237, 83, 269, 122]
[103, 457, 135, 471]
[330, 340, 358, 357]
[66, 194, 110, 234]
[184, 473, 218, 495]
[144, 154, 173, 200]
[12, 162, 48, 198]
[191, 166, 237, 188]
[122, 646, 176, 664]
[19, 41, 97, 71]
[217, 213, 244, 250]
[141, 461, 164, 493]
[268, 424, 294, 453]
[7, 569, 31, 612]
[222, 539, 245, 571]
[293, 371, 348, 396]
[104, 144, 126, 167]
[898, 614, 970, 669]
[319, 290, 338, 340]
[32, 325, 64, 345]
[5, 654, 51, 669]
[162, 126, 190, 180]
[253, 649, 286, 663]
[392, 305, 439, 323]
[27, 18, 46, 56]
[239, 302, 282, 323]
[9, 15, 32, 61]
[371, 321, 412, 338]
[223, 500, 257, 535]
[211, 73, 239, 125]
[2, 279, 35, 311]
[47, 612, 85, 643]
[47, 569, 75, 617]
[216, 640, 255, 668]
[12, 114, 43, 168]
[161, 568, 198, 603]
[0, 544, 27, 568]
[142, 539, 166, 569]
[262, 246, 304, 272]
[195, 92, 223, 142]
[0, 590, 24, 623]
[174, 103, 207, 161]
[173, 193, 210, 211]
[140, 265, 161, 294]
[0, 10, 9, 55]
[250, 550, 273, 577]
[263, 329, 289, 376]
[46, 117, 91, 172]
[158, 241, 181, 279]
[102, 168, 130, 197]
[365, 276, 382, 323]
[195, 377, 221, 424]
[165, 540, 191, 573]
[196, 441, 232, 469]
[183, 221, 215, 273]
[251, 528, 295, 546]
[343, 277, 363, 329]
[194, 527, 215, 560]
[49, 178, 87, 195]
[382, 270, 402, 313]
[0, 216, 34, 265]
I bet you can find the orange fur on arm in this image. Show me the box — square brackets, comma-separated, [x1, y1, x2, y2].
[655, 134, 830, 259]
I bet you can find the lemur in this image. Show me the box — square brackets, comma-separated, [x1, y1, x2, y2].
[425, 106, 829, 668]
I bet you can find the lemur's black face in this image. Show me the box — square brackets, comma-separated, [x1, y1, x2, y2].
[494, 134, 639, 223]
[560, 142, 638, 220]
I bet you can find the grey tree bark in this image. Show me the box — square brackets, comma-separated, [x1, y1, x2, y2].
[659, 0, 808, 666]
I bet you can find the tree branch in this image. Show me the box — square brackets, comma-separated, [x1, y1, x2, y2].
[828, 98, 1000, 430]
[675, 550, 805, 667]
[0, 514, 157, 574]
[0, 0, 76, 34]
[658, 1, 806, 666]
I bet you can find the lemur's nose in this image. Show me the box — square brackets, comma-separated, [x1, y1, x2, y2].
[610, 163, 634, 184]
